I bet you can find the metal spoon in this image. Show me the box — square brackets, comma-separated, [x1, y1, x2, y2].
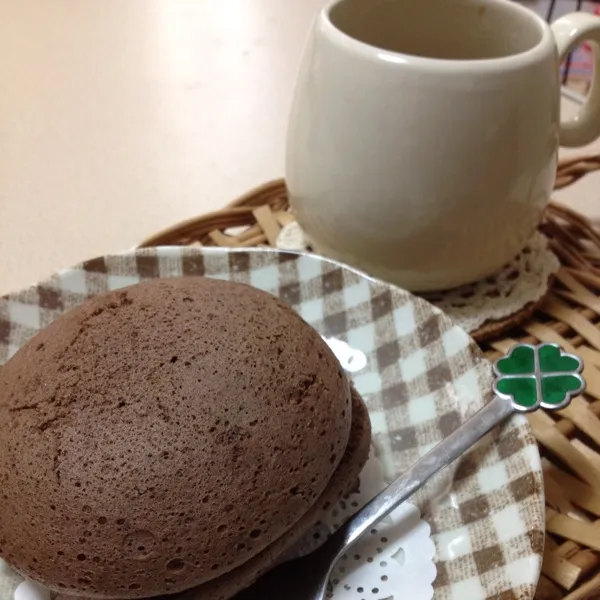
[237, 343, 584, 600]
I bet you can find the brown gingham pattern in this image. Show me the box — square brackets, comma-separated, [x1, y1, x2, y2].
[0, 247, 543, 600]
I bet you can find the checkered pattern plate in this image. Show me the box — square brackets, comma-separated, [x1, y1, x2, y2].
[0, 247, 543, 600]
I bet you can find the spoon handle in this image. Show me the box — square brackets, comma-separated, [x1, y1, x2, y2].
[340, 394, 514, 548]
[337, 343, 585, 551]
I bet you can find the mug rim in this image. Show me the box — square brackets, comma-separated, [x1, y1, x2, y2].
[321, 0, 555, 70]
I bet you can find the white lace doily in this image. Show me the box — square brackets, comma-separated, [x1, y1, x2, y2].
[276, 223, 560, 333]
[289, 448, 436, 600]
[2, 449, 435, 600]
[12, 581, 48, 600]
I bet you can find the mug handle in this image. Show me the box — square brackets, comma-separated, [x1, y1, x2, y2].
[552, 12, 600, 147]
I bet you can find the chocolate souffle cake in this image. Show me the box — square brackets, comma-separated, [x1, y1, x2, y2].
[0, 277, 371, 599]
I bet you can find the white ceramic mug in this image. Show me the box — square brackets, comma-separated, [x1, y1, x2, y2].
[286, 0, 600, 291]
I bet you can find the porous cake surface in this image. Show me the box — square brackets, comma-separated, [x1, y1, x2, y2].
[0, 277, 352, 598]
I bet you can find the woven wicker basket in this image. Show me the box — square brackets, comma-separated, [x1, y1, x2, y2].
[141, 155, 600, 600]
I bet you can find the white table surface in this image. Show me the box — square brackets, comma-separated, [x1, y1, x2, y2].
[0, 0, 599, 295]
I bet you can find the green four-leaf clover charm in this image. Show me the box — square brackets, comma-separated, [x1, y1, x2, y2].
[493, 343, 585, 412]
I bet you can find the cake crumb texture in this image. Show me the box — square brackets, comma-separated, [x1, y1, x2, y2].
[0, 277, 351, 598]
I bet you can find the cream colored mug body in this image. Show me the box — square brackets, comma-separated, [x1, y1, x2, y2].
[286, 0, 600, 291]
